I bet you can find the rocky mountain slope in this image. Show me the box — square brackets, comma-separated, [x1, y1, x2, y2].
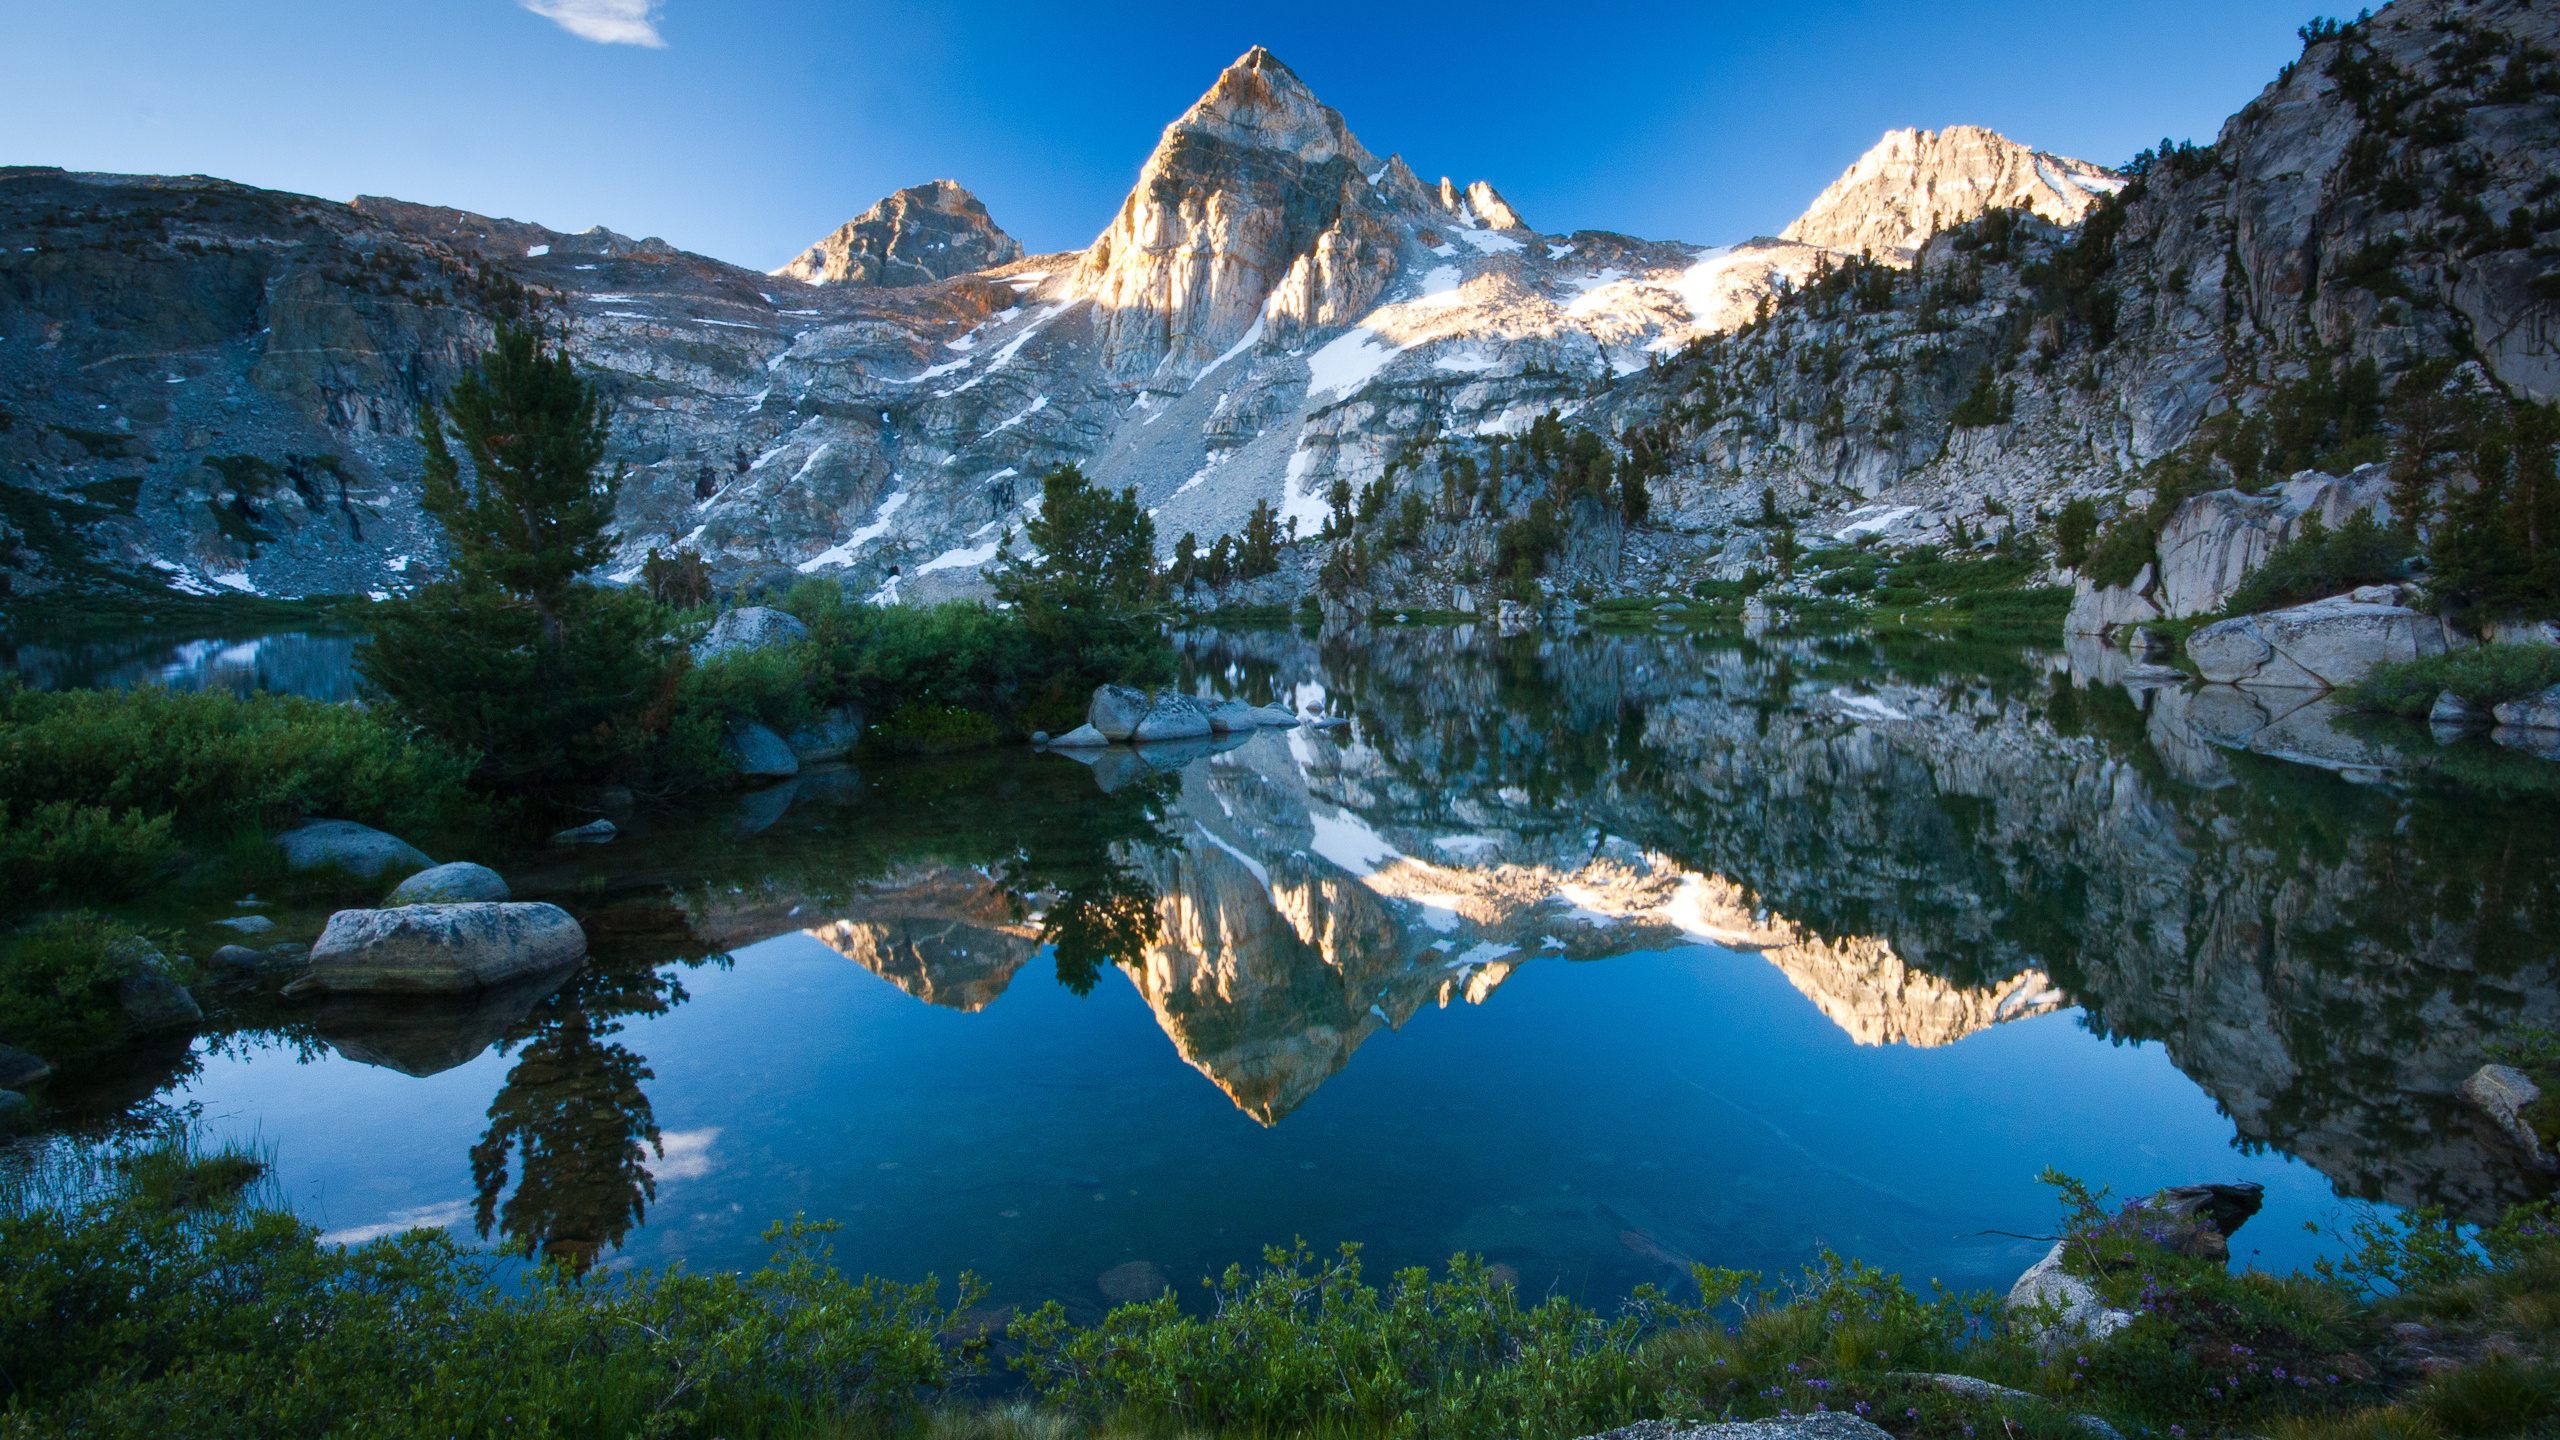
[773, 180, 1023, 289]
[3, 0, 2553, 611]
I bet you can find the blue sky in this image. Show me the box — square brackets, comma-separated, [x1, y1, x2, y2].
[2, 0, 2322, 271]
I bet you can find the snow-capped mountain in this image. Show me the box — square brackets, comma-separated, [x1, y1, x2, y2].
[7, 0, 2554, 607]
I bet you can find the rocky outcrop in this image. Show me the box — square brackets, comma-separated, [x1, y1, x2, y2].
[775, 181, 1023, 289]
[289, 902, 587, 994]
[2186, 590, 2457, 687]
[2154, 467, 2397, 618]
[276, 820, 433, 880]
[2064, 565, 2165, 636]
[1781, 125, 2123, 262]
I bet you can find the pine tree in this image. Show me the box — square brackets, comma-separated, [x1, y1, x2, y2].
[417, 324, 623, 639]
[361, 325, 683, 791]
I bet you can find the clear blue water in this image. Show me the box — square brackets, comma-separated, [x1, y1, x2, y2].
[29, 621, 2560, 1317]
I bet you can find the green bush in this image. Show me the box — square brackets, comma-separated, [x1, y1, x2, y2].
[2085, 516, 2157, 588]
[0, 801, 177, 908]
[360, 583, 695, 793]
[0, 912, 174, 1056]
[0, 1140, 989, 1439]
[869, 702, 1002, 756]
[0, 680, 474, 855]
[2226, 510, 2414, 614]
[2342, 644, 2560, 717]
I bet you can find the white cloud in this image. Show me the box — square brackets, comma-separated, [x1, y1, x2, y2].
[320, 1197, 473, 1246]
[521, 0, 667, 47]
[645, 1127, 721, 1181]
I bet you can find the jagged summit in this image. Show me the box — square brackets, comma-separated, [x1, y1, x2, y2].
[1781, 125, 2122, 262]
[775, 179, 1022, 288]
[1157, 46, 1377, 168]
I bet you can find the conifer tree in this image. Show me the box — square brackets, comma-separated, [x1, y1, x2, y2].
[417, 324, 623, 638]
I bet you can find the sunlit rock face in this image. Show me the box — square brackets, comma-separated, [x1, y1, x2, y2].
[1095, 714, 2062, 1124]
[1779, 125, 2123, 262]
[798, 864, 1041, 1012]
[776, 180, 1024, 289]
[1177, 625, 2558, 1219]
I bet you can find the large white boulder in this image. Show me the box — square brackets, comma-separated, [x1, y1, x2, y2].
[276, 820, 433, 880]
[288, 903, 587, 995]
[694, 606, 810, 660]
[2186, 593, 2454, 688]
[2006, 1242, 2133, 1351]
[2492, 683, 2560, 730]
[1088, 685, 1152, 741]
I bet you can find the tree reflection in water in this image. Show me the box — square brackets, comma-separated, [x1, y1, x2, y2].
[470, 960, 688, 1270]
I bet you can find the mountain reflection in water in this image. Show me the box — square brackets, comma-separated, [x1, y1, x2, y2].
[139, 623, 2560, 1280]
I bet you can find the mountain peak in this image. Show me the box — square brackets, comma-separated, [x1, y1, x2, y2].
[775, 179, 1022, 288]
[1781, 125, 2123, 261]
[1161, 46, 1377, 171]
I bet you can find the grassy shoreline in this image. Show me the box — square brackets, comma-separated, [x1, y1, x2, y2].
[1, 1130, 2553, 1439]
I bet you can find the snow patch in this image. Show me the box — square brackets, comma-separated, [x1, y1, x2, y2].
[1308, 810, 1400, 877]
[914, 540, 1002, 575]
[1829, 690, 1911, 723]
[1192, 315, 1265, 387]
[1835, 504, 1918, 539]
[525, 244, 549, 257]
[1305, 329, 1407, 401]
[796, 488, 910, 572]
[1455, 229, 1524, 254]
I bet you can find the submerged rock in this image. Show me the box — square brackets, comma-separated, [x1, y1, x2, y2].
[1096, 1259, 1172, 1304]
[387, 861, 510, 905]
[288, 902, 587, 995]
[211, 914, 277, 936]
[552, 818, 617, 845]
[275, 819, 433, 879]
[1579, 1416, 1893, 1440]
[210, 942, 311, 980]
[0, 1091, 26, 1128]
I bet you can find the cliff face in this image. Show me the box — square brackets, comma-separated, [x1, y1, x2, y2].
[775, 181, 1023, 289]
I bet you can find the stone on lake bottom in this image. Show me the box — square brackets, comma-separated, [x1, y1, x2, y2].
[1097, 1259, 1171, 1305]
[551, 819, 616, 845]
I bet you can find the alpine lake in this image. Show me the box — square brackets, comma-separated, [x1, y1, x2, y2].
[8, 614, 2558, 1326]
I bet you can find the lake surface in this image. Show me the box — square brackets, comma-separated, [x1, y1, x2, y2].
[26, 620, 2560, 1318]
